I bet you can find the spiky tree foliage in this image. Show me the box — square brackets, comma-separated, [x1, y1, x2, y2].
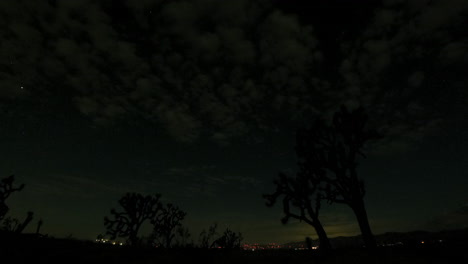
[199, 223, 218, 248]
[214, 228, 243, 249]
[1, 216, 19, 232]
[0, 175, 25, 221]
[1, 212, 35, 234]
[151, 203, 186, 248]
[104, 193, 163, 246]
[264, 171, 331, 251]
[296, 106, 381, 249]
[174, 227, 192, 248]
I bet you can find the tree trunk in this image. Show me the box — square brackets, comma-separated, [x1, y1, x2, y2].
[129, 233, 139, 247]
[166, 234, 172, 248]
[36, 219, 43, 235]
[313, 221, 332, 252]
[352, 199, 376, 249]
[15, 211, 33, 234]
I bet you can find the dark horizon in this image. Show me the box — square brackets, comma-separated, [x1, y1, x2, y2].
[1, 0, 467, 245]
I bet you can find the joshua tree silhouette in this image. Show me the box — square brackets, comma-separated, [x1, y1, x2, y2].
[0, 175, 25, 221]
[264, 171, 331, 251]
[295, 106, 381, 249]
[151, 203, 186, 248]
[104, 193, 163, 246]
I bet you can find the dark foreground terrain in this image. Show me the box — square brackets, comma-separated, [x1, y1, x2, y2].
[1, 231, 466, 264]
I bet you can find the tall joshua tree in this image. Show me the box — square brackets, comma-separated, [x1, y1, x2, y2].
[104, 193, 163, 246]
[296, 106, 381, 249]
[0, 175, 25, 221]
[264, 171, 331, 251]
[214, 228, 243, 249]
[151, 203, 186, 248]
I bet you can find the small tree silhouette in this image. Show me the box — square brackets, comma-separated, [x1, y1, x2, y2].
[15, 211, 34, 234]
[264, 171, 331, 251]
[174, 227, 192, 248]
[214, 228, 243, 249]
[1, 216, 19, 231]
[104, 193, 163, 246]
[2, 212, 35, 234]
[151, 203, 186, 248]
[296, 106, 381, 249]
[0, 175, 25, 221]
[199, 223, 218, 248]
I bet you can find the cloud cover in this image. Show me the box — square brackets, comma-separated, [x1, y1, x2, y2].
[0, 0, 466, 150]
[0, 0, 325, 143]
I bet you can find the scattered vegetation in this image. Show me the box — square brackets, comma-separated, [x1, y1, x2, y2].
[213, 228, 243, 249]
[1, 108, 465, 264]
[104, 193, 163, 246]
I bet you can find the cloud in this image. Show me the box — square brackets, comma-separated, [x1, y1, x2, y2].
[156, 103, 202, 143]
[27, 174, 128, 199]
[440, 42, 468, 64]
[1, 0, 466, 148]
[407, 71, 425, 88]
[0, 0, 330, 144]
[427, 204, 468, 230]
[338, 0, 468, 154]
[157, 165, 262, 199]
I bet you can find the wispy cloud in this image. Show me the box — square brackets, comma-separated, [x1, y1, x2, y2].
[27, 174, 129, 199]
[154, 165, 263, 199]
[338, 0, 468, 155]
[1, 0, 465, 151]
[426, 203, 468, 230]
[0, 0, 326, 144]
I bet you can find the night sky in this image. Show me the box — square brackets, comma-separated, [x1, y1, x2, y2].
[1, 0, 467, 244]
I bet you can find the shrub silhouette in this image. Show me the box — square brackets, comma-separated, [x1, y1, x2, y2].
[104, 192, 163, 246]
[296, 106, 381, 249]
[199, 223, 219, 248]
[213, 228, 243, 249]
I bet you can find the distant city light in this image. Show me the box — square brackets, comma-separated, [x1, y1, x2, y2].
[241, 242, 316, 251]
